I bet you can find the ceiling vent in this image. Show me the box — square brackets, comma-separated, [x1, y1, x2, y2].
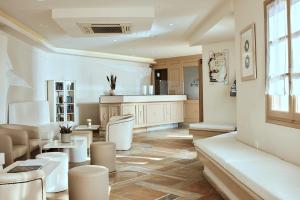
[78, 23, 131, 34]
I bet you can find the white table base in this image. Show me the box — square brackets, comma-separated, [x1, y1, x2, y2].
[36, 152, 68, 193]
[42, 136, 87, 163]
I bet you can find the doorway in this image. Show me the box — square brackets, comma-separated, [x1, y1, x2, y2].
[154, 68, 168, 95]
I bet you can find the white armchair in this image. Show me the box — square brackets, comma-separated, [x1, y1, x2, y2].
[106, 115, 135, 150]
[8, 101, 60, 140]
[0, 170, 46, 200]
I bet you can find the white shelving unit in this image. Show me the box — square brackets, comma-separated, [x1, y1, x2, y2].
[47, 80, 76, 123]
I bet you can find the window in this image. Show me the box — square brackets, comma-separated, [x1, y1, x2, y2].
[265, 0, 300, 128]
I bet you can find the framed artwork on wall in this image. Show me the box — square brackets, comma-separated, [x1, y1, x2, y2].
[240, 23, 257, 81]
[208, 49, 229, 85]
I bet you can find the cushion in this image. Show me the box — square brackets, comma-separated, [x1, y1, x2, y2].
[189, 122, 236, 132]
[12, 145, 27, 159]
[194, 132, 300, 200]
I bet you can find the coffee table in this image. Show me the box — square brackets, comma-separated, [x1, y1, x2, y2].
[42, 137, 87, 163]
[74, 125, 100, 131]
[3, 159, 59, 176]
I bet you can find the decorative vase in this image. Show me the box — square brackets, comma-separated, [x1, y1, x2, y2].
[61, 133, 71, 143]
[87, 119, 92, 127]
[148, 85, 154, 95]
[109, 89, 115, 96]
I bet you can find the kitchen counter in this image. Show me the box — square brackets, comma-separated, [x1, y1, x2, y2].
[99, 95, 187, 130]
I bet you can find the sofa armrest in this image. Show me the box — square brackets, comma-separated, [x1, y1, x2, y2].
[2, 129, 29, 146]
[0, 124, 40, 140]
[0, 134, 13, 166]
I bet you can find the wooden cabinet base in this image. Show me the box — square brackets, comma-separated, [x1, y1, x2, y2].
[99, 101, 184, 130]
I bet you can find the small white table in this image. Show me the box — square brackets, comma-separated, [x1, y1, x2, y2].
[36, 152, 68, 192]
[74, 125, 100, 131]
[0, 153, 5, 170]
[42, 137, 87, 163]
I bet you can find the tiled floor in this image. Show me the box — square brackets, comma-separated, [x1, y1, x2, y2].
[47, 128, 223, 200]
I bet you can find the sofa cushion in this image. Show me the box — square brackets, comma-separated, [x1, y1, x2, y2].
[194, 132, 300, 200]
[12, 145, 27, 159]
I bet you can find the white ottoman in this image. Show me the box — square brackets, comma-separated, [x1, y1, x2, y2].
[36, 152, 68, 192]
[91, 142, 116, 172]
[69, 165, 109, 200]
[69, 136, 87, 163]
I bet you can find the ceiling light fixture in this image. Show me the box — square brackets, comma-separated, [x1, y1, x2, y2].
[113, 39, 118, 42]
[169, 23, 174, 26]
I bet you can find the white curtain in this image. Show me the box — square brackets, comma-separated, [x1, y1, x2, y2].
[291, 0, 300, 95]
[266, 0, 289, 96]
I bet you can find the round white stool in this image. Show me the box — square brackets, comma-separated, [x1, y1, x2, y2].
[69, 165, 109, 200]
[69, 136, 87, 163]
[36, 152, 68, 192]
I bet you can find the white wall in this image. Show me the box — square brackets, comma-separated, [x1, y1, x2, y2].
[0, 30, 151, 125]
[202, 41, 236, 124]
[234, 0, 300, 166]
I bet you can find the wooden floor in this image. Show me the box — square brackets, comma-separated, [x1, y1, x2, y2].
[47, 129, 223, 200]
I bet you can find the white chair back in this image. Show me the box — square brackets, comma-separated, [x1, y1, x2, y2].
[9, 101, 50, 125]
[8, 101, 59, 140]
[106, 115, 135, 150]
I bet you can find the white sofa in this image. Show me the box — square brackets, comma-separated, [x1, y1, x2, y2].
[9, 101, 59, 140]
[106, 115, 135, 150]
[194, 132, 300, 200]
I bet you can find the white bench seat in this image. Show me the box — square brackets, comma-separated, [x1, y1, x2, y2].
[194, 132, 300, 200]
[190, 123, 236, 132]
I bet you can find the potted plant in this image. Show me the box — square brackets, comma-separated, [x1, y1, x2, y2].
[59, 125, 72, 143]
[107, 74, 117, 96]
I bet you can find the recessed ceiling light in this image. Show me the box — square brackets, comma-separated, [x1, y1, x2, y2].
[169, 23, 174, 26]
[36, 0, 46, 2]
[113, 39, 118, 42]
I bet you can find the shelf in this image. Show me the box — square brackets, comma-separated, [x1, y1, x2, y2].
[49, 80, 75, 123]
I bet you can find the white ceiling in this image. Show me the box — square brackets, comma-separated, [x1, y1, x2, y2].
[0, 0, 229, 59]
[195, 14, 235, 45]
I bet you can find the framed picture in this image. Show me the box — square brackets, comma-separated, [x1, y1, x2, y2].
[240, 23, 257, 81]
[208, 49, 229, 85]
